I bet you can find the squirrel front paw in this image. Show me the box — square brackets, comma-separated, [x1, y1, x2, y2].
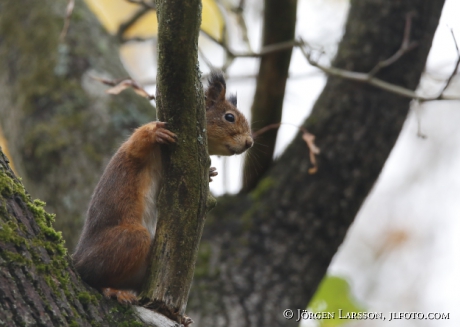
[209, 167, 218, 182]
[154, 122, 177, 144]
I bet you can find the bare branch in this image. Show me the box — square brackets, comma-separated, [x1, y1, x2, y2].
[251, 123, 281, 139]
[368, 12, 418, 77]
[232, 0, 253, 53]
[112, 5, 459, 103]
[413, 101, 427, 139]
[126, 0, 156, 9]
[117, 7, 150, 42]
[201, 30, 299, 58]
[298, 40, 460, 102]
[437, 29, 460, 98]
[59, 0, 75, 42]
[197, 7, 459, 103]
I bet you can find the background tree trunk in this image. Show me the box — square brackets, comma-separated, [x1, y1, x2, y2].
[0, 0, 154, 250]
[189, 0, 445, 326]
[242, 0, 298, 191]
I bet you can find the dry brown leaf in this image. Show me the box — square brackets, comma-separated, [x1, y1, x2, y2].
[251, 122, 321, 174]
[91, 76, 155, 100]
[308, 166, 318, 174]
[302, 131, 320, 174]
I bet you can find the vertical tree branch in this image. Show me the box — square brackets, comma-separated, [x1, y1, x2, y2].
[140, 0, 209, 322]
[242, 0, 298, 192]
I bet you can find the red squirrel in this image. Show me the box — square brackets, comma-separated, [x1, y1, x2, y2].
[72, 72, 253, 304]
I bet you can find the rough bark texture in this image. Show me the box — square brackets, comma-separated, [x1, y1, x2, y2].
[140, 0, 209, 321]
[242, 0, 297, 192]
[189, 0, 445, 326]
[0, 149, 148, 326]
[0, 0, 154, 250]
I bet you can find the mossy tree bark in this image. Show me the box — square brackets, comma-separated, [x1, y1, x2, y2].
[189, 0, 445, 326]
[0, 0, 154, 250]
[140, 0, 210, 323]
[242, 0, 298, 192]
[0, 149, 149, 326]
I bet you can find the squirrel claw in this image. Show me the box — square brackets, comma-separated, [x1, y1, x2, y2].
[102, 288, 138, 305]
[181, 315, 193, 327]
[155, 126, 177, 144]
[209, 167, 218, 182]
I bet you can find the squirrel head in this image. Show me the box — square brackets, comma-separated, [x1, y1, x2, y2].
[205, 72, 253, 156]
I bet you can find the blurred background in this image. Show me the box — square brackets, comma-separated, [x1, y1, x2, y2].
[106, 2, 460, 324]
[1, 0, 459, 326]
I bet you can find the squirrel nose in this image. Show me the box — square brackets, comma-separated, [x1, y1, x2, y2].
[245, 137, 254, 149]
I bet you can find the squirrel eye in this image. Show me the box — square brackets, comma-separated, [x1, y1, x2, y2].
[224, 113, 235, 123]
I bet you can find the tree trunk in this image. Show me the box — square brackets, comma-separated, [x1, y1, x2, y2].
[242, 0, 298, 192]
[189, 0, 445, 326]
[140, 0, 210, 322]
[0, 0, 154, 250]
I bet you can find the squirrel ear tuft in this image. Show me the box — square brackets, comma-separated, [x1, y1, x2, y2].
[205, 71, 226, 109]
[228, 94, 237, 107]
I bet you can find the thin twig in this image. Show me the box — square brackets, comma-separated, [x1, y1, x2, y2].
[368, 12, 418, 76]
[200, 30, 233, 55]
[200, 8, 459, 102]
[117, 7, 150, 41]
[121, 36, 157, 43]
[201, 30, 299, 58]
[413, 101, 427, 139]
[437, 28, 460, 98]
[251, 123, 281, 139]
[115, 5, 459, 103]
[298, 39, 460, 102]
[60, 0, 75, 42]
[126, 0, 156, 9]
[232, 0, 253, 53]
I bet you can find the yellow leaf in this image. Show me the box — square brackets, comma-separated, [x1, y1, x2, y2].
[202, 0, 224, 41]
[84, 0, 224, 41]
[84, 0, 142, 35]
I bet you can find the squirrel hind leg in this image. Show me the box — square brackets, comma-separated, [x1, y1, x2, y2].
[76, 224, 151, 293]
[103, 288, 138, 305]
